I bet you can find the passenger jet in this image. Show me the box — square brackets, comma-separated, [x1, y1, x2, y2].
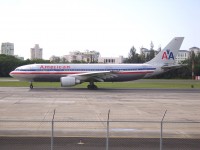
[10, 37, 184, 89]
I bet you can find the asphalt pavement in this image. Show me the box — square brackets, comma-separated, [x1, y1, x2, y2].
[0, 87, 200, 149]
[0, 137, 200, 150]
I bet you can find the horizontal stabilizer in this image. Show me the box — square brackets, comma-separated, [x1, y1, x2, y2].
[161, 64, 187, 71]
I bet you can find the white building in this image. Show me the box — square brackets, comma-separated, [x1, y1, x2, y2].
[64, 51, 84, 62]
[175, 50, 190, 64]
[1, 42, 14, 56]
[49, 55, 60, 62]
[62, 50, 100, 63]
[30, 44, 43, 60]
[189, 47, 200, 55]
[140, 48, 149, 57]
[98, 56, 124, 64]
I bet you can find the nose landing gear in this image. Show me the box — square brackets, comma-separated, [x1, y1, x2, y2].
[30, 82, 33, 89]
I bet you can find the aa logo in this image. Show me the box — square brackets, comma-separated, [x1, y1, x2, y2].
[162, 49, 174, 60]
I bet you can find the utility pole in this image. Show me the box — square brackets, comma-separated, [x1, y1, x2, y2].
[192, 59, 194, 80]
[191, 51, 195, 80]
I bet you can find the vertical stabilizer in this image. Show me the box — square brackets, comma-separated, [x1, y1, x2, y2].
[147, 37, 184, 66]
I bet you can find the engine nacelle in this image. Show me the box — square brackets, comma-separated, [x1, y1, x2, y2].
[60, 77, 80, 87]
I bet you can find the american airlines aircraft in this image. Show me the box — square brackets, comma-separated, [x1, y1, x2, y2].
[10, 37, 184, 89]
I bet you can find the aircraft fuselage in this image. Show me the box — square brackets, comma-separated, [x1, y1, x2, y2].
[10, 63, 156, 82]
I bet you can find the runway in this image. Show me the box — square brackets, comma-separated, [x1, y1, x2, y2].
[0, 87, 200, 149]
[0, 87, 200, 121]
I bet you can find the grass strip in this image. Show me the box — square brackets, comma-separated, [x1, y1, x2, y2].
[0, 79, 200, 89]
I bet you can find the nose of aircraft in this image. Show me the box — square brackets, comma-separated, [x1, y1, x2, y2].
[9, 71, 15, 77]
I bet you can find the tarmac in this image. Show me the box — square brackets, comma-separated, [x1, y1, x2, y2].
[0, 87, 200, 122]
[0, 87, 200, 149]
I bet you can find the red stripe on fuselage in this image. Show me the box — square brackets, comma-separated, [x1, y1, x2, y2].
[10, 71, 82, 75]
[10, 71, 154, 75]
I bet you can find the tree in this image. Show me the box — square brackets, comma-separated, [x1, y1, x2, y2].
[145, 41, 155, 62]
[180, 51, 200, 78]
[145, 50, 155, 62]
[29, 59, 50, 64]
[192, 52, 200, 76]
[71, 60, 79, 63]
[0, 54, 24, 77]
[60, 57, 69, 63]
[51, 56, 61, 63]
[0, 55, 52, 77]
[124, 46, 143, 63]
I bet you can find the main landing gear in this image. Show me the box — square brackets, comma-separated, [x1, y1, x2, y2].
[30, 82, 33, 89]
[87, 81, 98, 90]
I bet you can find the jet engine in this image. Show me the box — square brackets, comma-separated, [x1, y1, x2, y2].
[60, 77, 80, 87]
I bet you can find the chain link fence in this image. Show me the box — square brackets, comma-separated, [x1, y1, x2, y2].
[0, 119, 200, 150]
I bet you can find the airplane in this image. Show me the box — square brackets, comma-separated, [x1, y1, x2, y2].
[10, 37, 184, 90]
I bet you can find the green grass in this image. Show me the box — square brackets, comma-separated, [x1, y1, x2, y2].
[0, 79, 200, 89]
[0, 81, 60, 87]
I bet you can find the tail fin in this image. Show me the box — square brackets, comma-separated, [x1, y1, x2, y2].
[147, 37, 184, 66]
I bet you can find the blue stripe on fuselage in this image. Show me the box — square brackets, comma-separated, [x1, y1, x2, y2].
[15, 67, 156, 72]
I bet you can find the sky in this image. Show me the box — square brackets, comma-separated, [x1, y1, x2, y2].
[0, 0, 200, 59]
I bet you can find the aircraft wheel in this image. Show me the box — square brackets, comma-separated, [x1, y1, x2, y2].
[30, 83, 33, 89]
[93, 85, 98, 90]
[87, 84, 98, 90]
[87, 85, 91, 89]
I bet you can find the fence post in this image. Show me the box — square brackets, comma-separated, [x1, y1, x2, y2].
[106, 109, 110, 150]
[51, 109, 56, 150]
[160, 110, 167, 150]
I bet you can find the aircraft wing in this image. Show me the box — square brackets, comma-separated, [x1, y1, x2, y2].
[69, 71, 118, 82]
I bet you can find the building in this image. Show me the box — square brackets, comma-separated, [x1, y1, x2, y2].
[140, 47, 160, 57]
[61, 50, 100, 63]
[1, 42, 14, 56]
[189, 47, 200, 55]
[175, 50, 190, 64]
[30, 44, 43, 59]
[64, 51, 84, 62]
[15, 55, 24, 60]
[98, 56, 124, 64]
[49, 55, 61, 63]
[140, 48, 149, 57]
